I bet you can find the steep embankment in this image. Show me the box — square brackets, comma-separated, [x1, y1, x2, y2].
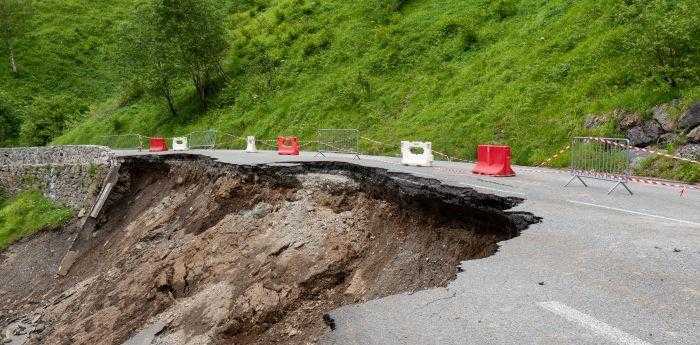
[0, 156, 539, 344]
[1, 1, 698, 170]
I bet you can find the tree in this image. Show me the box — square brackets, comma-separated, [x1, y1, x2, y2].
[155, 0, 228, 107]
[0, 0, 31, 75]
[118, 4, 181, 116]
[118, 0, 228, 113]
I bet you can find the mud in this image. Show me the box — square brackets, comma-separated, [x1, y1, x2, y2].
[0, 155, 539, 345]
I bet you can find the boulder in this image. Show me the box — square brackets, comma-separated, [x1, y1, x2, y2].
[678, 102, 700, 129]
[616, 109, 642, 131]
[659, 132, 682, 145]
[584, 114, 606, 129]
[676, 144, 700, 160]
[687, 126, 700, 143]
[652, 105, 675, 131]
[626, 120, 662, 147]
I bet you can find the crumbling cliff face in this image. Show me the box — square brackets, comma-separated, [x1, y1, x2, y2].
[0, 156, 539, 345]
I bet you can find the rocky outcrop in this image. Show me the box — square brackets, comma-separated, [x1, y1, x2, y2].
[678, 102, 700, 129]
[687, 126, 700, 143]
[626, 119, 663, 147]
[587, 101, 700, 161]
[677, 144, 700, 160]
[616, 109, 642, 131]
[652, 105, 675, 132]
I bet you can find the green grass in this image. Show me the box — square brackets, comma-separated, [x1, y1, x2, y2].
[1, 0, 698, 180]
[634, 156, 700, 183]
[0, 190, 73, 250]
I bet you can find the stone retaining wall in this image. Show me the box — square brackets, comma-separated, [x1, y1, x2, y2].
[0, 145, 114, 166]
[0, 146, 116, 209]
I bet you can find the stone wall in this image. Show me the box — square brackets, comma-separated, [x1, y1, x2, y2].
[0, 145, 114, 166]
[0, 146, 116, 209]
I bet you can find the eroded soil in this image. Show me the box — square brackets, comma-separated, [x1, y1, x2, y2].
[0, 156, 539, 345]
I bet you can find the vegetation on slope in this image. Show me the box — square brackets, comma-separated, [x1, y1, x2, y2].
[0, 190, 73, 250]
[1, 1, 698, 174]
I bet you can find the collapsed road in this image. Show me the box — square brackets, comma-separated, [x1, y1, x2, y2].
[0, 155, 540, 345]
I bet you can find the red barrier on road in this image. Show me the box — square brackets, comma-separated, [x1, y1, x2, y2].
[277, 136, 300, 155]
[149, 137, 168, 152]
[472, 145, 515, 177]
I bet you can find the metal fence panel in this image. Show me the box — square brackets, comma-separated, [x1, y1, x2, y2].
[188, 130, 217, 149]
[99, 134, 145, 150]
[566, 137, 633, 194]
[316, 129, 360, 158]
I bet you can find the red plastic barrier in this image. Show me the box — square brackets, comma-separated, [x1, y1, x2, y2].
[472, 145, 515, 177]
[149, 137, 168, 152]
[277, 136, 300, 155]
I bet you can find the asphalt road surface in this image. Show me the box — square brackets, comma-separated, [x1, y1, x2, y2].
[117, 149, 699, 345]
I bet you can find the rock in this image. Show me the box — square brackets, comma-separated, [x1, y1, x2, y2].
[616, 109, 642, 130]
[652, 105, 675, 131]
[32, 324, 45, 333]
[659, 132, 682, 145]
[584, 114, 606, 129]
[687, 126, 700, 143]
[626, 120, 663, 147]
[322, 314, 336, 331]
[249, 202, 272, 219]
[676, 144, 700, 160]
[678, 102, 700, 129]
[77, 208, 86, 218]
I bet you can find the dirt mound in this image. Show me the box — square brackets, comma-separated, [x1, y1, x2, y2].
[0, 156, 539, 345]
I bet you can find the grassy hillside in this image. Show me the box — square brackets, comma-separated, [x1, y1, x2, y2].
[0, 190, 73, 250]
[1, 1, 698, 167]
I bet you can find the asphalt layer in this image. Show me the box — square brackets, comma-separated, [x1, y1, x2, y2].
[116, 149, 699, 345]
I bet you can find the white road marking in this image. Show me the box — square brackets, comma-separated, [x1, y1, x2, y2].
[538, 301, 652, 345]
[567, 200, 700, 226]
[460, 182, 527, 196]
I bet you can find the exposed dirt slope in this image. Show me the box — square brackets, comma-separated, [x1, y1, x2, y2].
[0, 156, 539, 345]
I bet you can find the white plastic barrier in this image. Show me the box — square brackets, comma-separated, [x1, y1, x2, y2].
[172, 137, 188, 151]
[401, 141, 433, 167]
[245, 136, 257, 153]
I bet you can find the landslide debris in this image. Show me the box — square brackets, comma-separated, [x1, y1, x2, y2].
[0, 156, 539, 345]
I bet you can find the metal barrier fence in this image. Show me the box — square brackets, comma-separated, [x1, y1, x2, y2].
[99, 134, 145, 150]
[565, 137, 633, 194]
[316, 129, 360, 159]
[188, 130, 217, 149]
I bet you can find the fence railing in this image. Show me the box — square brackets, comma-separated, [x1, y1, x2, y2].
[98, 134, 146, 150]
[188, 130, 217, 149]
[316, 129, 360, 159]
[565, 137, 633, 194]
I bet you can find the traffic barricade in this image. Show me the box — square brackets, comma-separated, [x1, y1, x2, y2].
[277, 136, 300, 155]
[401, 141, 433, 167]
[149, 137, 168, 152]
[472, 145, 515, 177]
[245, 136, 257, 153]
[172, 137, 188, 151]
